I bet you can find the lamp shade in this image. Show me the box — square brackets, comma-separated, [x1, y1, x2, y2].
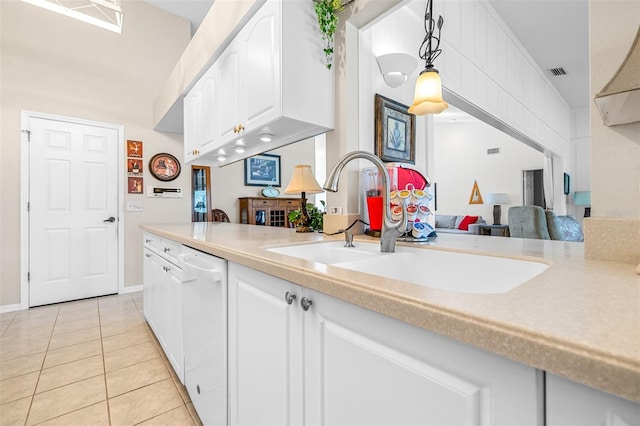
[485, 193, 510, 205]
[408, 68, 449, 115]
[284, 165, 323, 195]
[573, 191, 591, 206]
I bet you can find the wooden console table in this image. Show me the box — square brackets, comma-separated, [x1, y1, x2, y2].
[238, 197, 300, 228]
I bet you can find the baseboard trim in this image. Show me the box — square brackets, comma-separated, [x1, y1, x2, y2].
[0, 303, 23, 314]
[121, 285, 143, 294]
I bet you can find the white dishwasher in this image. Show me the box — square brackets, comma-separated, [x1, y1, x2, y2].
[180, 246, 227, 426]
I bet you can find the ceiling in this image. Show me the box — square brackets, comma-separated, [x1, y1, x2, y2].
[141, 0, 589, 110]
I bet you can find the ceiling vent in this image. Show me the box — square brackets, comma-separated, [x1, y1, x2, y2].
[487, 147, 501, 155]
[549, 67, 567, 76]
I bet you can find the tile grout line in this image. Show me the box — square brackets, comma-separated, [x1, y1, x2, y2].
[23, 303, 60, 426]
[97, 296, 113, 426]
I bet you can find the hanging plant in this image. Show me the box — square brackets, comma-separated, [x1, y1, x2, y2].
[314, 0, 345, 69]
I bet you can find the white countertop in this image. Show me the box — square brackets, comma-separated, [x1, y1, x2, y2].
[141, 222, 640, 403]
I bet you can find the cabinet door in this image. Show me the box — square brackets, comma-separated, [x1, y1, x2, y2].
[198, 64, 217, 155]
[165, 263, 184, 383]
[217, 39, 244, 144]
[304, 289, 542, 426]
[183, 88, 199, 163]
[242, 0, 281, 131]
[143, 249, 162, 334]
[228, 263, 303, 426]
[546, 373, 640, 425]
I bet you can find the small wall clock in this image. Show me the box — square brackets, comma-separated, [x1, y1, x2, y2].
[149, 153, 181, 182]
[261, 186, 280, 198]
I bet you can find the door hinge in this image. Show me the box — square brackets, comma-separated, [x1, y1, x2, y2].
[21, 129, 31, 142]
[27, 202, 30, 212]
[27, 272, 30, 282]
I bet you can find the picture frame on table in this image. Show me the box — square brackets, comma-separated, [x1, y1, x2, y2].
[244, 154, 281, 187]
[374, 94, 416, 164]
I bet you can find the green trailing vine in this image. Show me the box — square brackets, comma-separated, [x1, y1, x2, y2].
[314, 0, 345, 69]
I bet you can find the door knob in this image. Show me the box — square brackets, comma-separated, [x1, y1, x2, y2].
[103, 217, 116, 223]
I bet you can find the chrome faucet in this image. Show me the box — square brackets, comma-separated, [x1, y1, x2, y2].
[324, 151, 407, 253]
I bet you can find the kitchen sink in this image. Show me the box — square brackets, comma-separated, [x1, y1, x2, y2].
[266, 241, 549, 294]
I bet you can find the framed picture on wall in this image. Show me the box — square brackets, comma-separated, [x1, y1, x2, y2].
[374, 94, 416, 164]
[563, 173, 571, 195]
[149, 153, 181, 182]
[244, 154, 281, 187]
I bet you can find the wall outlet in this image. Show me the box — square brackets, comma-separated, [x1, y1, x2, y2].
[126, 201, 143, 212]
[327, 207, 343, 215]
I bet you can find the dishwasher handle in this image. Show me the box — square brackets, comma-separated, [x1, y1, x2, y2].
[178, 253, 223, 282]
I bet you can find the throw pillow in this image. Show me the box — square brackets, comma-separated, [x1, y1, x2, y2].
[458, 215, 478, 231]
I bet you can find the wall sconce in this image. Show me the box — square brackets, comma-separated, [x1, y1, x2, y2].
[284, 165, 324, 233]
[485, 193, 510, 225]
[408, 0, 448, 115]
[376, 53, 418, 88]
[21, 0, 124, 33]
[573, 191, 591, 217]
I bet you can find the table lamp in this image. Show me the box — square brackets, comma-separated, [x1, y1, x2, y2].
[573, 191, 591, 217]
[284, 165, 324, 232]
[485, 193, 510, 225]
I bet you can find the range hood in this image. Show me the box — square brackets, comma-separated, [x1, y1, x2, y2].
[594, 26, 640, 126]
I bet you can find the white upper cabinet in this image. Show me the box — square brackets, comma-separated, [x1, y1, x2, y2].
[184, 0, 333, 165]
[184, 64, 218, 163]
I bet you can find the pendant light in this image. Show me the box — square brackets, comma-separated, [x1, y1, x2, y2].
[408, 0, 448, 115]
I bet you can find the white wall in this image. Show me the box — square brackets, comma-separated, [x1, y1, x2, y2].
[206, 137, 318, 222]
[569, 108, 591, 221]
[0, 0, 192, 304]
[433, 120, 544, 222]
[585, 0, 640, 264]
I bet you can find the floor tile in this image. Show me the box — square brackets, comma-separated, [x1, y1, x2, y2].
[100, 319, 146, 338]
[37, 354, 104, 393]
[99, 311, 142, 327]
[0, 371, 39, 405]
[137, 405, 194, 426]
[101, 327, 151, 354]
[106, 357, 169, 397]
[108, 378, 183, 426]
[43, 339, 102, 369]
[55, 308, 99, 325]
[0, 338, 49, 362]
[172, 377, 191, 404]
[35, 401, 109, 426]
[103, 341, 159, 373]
[57, 298, 97, 314]
[186, 402, 203, 426]
[27, 375, 106, 425]
[52, 316, 100, 335]
[48, 326, 100, 350]
[0, 351, 45, 381]
[0, 396, 32, 426]
[1, 323, 53, 341]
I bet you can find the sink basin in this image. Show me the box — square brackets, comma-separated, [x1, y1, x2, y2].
[267, 241, 381, 264]
[266, 241, 548, 294]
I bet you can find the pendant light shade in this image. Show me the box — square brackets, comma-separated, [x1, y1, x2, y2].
[408, 68, 448, 115]
[409, 0, 447, 116]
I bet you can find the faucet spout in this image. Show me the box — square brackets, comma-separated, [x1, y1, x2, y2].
[323, 151, 407, 252]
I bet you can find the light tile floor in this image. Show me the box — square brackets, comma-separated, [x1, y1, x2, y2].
[0, 292, 202, 426]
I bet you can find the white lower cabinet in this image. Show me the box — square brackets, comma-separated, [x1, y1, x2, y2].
[546, 373, 640, 425]
[142, 234, 184, 384]
[228, 262, 542, 425]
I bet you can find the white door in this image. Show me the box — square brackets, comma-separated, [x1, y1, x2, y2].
[28, 116, 119, 306]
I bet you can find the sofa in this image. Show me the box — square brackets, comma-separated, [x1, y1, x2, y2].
[508, 206, 584, 241]
[434, 214, 485, 235]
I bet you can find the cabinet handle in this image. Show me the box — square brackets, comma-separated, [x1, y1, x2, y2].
[145, 239, 151, 243]
[164, 247, 170, 253]
[301, 297, 313, 311]
[145, 254, 151, 258]
[234, 124, 245, 134]
[285, 292, 296, 305]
